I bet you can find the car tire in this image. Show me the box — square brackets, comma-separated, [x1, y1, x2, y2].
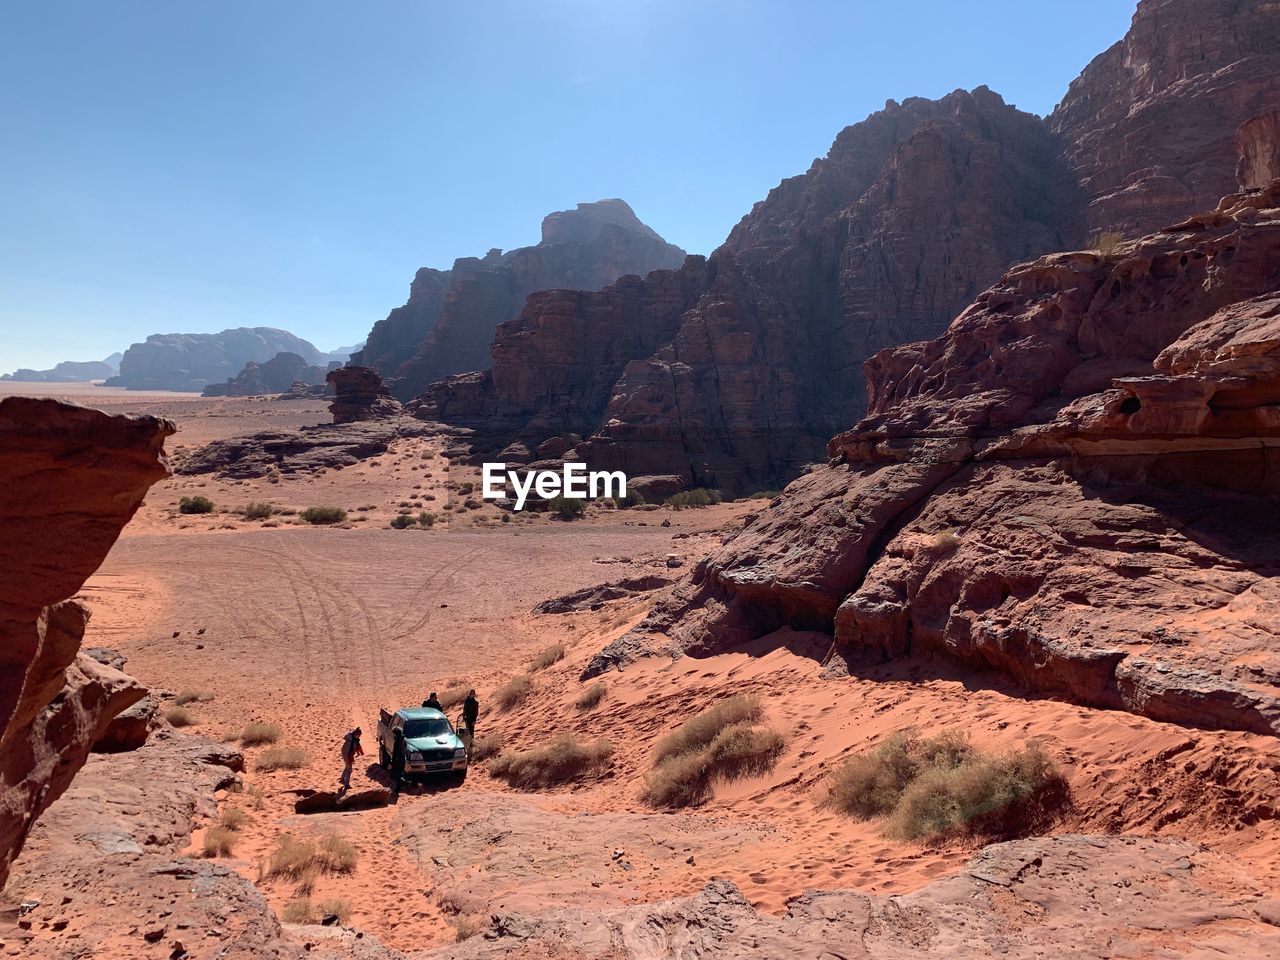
[452, 769, 467, 786]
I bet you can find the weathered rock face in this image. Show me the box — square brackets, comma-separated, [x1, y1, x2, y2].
[1239, 111, 1280, 190]
[107, 327, 335, 392]
[327, 365, 403, 423]
[597, 183, 1280, 737]
[353, 199, 686, 400]
[420, 1, 1280, 493]
[202, 351, 334, 398]
[0, 397, 171, 888]
[1049, 0, 1280, 236]
[438, 836, 1280, 960]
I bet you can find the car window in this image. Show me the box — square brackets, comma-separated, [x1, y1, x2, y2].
[403, 718, 451, 739]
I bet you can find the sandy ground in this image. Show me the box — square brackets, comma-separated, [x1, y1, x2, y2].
[13, 385, 1280, 952]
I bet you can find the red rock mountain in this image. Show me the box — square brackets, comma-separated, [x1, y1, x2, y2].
[592, 180, 1280, 738]
[419, 0, 1280, 494]
[0, 398, 171, 886]
[351, 199, 686, 400]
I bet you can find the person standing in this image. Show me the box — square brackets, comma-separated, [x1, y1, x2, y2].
[339, 727, 364, 792]
[422, 692, 442, 710]
[389, 727, 407, 801]
[462, 689, 480, 737]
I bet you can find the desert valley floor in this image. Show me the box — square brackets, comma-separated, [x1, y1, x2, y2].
[5, 383, 1280, 958]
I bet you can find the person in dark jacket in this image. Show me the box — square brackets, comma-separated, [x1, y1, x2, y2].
[462, 690, 480, 737]
[422, 692, 442, 710]
[389, 728, 407, 800]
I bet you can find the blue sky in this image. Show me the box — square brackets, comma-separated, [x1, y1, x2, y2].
[0, 1, 1134, 371]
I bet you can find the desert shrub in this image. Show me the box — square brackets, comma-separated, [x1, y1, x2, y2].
[202, 826, 237, 858]
[316, 898, 353, 924]
[295, 863, 321, 896]
[164, 706, 197, 727]
[452, 915, 483, 942]
[257, 746, 309, 771]
[495, 674, 532, 711]
[241, 502, 275, 520]
[655, 695, 763, 763]
[174, 689, 214, 706]
[501, 513, 511, 523]
[239, 722, 282, 746]
[282, 897, 315, 924]
[389, 513, 415, 529]
[269, 836, 317, 879]
[418, 511, 437, 527]
[179, 495, 215, 514]
[703, 721, 785, 782]
[665, 488, 723, 509]
[617, 490, 646, 509]
[300, 506, 347, 525]
[488, 734, 613, 789]
[219, 807, 253, 831]
[470, 732, 503, 761]
[456, 481, 474, 495]
[1092, 230, 1124, 256]
[930, 530, 960, 553]
[745, 490, 782, 500]
[639, 750, 714, 809]
[574, 682, 607, 711]
[529, 643, 565, 671]
[437, 686, 469, 710]
[548, 495, 586, 520]
[824, 731, 1061, 841]
[316, 833, 358, 873]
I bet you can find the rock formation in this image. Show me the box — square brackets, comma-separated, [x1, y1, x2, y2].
[1, 358, 116, 382]
[352, 199, 686, 400]
[442, 836, 1280, 959]
[0, 397, 172, 888]
[1049, 0, 1280, 236]
[593, 181, 1280, 738]
[201, 351, 334, 398]
[419, 0, 1280, 495]
[327, 365, 403, 423]
[106, 327, 338, 392]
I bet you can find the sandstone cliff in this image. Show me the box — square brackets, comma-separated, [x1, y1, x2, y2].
[591, 181, 1280, 738]
[352, 199, 686, 400]
[419, 0, 1280, 494]
[107, 327, 337, 392]
[201, 350, 335, 397]
[0, 397, 171, 887]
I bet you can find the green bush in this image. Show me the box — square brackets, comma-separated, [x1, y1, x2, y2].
[548, 495, 586, 520]
[746, 490, 782, 500]
[665, 488, 723, 509]
[240, 501, 274, 520]
[617, 490, 646, 509]
[418, 511, 437, 527]
[390, 513, 416, 529]
[300, 506, 347, 525]
[179, 495, 215, 514]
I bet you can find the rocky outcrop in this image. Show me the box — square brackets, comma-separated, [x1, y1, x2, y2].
[0, 397, 171, 888]
[438, 836, 1280, 960]
[202, 351, 334, 398]
[1, 359, 116, 382]
[1239, 112, 1280, 190]
[594, 183, 1280, 737]
[107, 327, 334, 392]
[353, 200, 686, 400]
[1049, 0, 1280, 236]
[327, 366, 403, 423]
[420, 2, 1280, 494]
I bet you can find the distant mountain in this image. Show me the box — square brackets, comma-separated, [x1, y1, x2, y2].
[106, 327, 331, 392]
[323, 342, 364, 366]
[351, 199, 685, 400]
[2, 358, 117, 382]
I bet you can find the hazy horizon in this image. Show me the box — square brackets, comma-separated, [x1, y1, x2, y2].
[1, 1, 1132, 372]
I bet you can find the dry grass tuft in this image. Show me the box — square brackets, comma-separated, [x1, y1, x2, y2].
[574, 682, 607, 712]
[824, 729, 1063, 841]
[239, 722, 282, 746]
[316, 833, 358, 874]
[268, 836, 317, 879]
[489, 734, 613, 789]
[495, 674, 533, 711]
[703, 721, 785, 781]
[218, 807, 253, 831]
[470, 732, 503, 761]
[529, 644, 566, 671]
[655, 695, 763, 763]
[282, 897, 315, 924]
[202, 826, 237, 858]
[164, 706, 198, 728]
[174, 690, 214, 706]
[639, 751, 714, 809]
[257, 746, 309, 772]
[930, 530, 960, 553]
[438, 686, 470, 710]
[1092, 230, 1124, 256]
[452, 915, 483, 942]
[316, 898, 353, 924]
